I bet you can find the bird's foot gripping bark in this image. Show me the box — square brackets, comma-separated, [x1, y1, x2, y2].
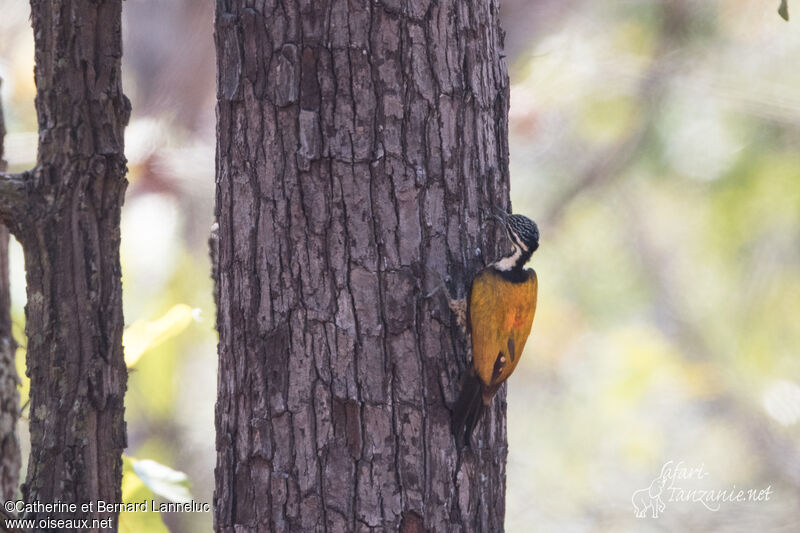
[423, 265, 468, 334]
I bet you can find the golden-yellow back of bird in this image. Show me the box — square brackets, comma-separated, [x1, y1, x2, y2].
[469, 268, 538, 395]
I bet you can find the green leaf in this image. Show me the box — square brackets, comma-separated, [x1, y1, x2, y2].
[779, 0, 789, 21]
[123, 304, 199, 367]
[131, 458, 193, 504]
[120, 456, 170, 533]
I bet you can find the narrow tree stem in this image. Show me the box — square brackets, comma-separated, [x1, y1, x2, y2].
[0, 79, 21, 503]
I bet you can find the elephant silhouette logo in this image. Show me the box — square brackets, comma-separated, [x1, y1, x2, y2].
[632, 462, 673, 518]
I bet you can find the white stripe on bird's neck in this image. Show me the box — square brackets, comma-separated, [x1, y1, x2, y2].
[494, 243, 527, 271]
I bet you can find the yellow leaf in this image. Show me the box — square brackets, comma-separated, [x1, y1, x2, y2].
[123, 304, 198, 367]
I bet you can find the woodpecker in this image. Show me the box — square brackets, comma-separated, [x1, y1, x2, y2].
[450, 209, 539, 447]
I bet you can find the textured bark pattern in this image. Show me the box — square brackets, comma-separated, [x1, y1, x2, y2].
[0, 81, 21, 502]
[0, 1, 129, 526]
[214, 1, 511, 531]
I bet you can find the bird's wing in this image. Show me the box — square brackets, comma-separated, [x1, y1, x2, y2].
[505, 270, 537, 376]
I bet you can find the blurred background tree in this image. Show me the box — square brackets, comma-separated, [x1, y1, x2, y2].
[1, 0, 798, 531]
[0, 80, 20, 504]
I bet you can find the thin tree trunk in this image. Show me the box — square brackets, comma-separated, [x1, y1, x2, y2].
[0, 79, 21, 503]
[0, 1, 129, 527]
[214, 1, 511, 531]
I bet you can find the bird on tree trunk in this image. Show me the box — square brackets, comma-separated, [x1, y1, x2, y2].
[431, 209, 540, 448]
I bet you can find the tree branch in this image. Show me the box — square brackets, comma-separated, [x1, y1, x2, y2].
[0, 172, 28, 225]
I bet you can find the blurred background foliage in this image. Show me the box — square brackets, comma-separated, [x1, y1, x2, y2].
[1, 0, 799, 532]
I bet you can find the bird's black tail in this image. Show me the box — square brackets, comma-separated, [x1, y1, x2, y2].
[452, 367, 485, 448]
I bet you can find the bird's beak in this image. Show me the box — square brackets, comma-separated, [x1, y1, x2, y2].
[492, 206, 509, 228]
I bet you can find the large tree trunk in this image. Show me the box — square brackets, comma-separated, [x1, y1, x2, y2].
[214, 1, 511, 531]
[0, 1, 129, 527]
[0, 80, 21, 503]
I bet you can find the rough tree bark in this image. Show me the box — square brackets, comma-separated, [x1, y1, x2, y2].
[0, 0, 129, 526]
[214, 1, 511, 531]
[0, 80, 21, 503]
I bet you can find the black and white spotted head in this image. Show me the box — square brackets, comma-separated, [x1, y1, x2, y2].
[493, 209, 539, 271]
[505, 214, 539, 254]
